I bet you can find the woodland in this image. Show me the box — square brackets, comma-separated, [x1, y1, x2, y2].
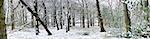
[0, 0, 150, 39]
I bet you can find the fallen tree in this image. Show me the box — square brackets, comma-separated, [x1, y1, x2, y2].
[19, 0, 52, 35]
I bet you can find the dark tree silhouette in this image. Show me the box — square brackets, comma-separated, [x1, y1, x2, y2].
[95, 0, 106, 32]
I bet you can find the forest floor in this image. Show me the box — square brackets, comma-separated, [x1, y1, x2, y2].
[7, 24, 147, 39]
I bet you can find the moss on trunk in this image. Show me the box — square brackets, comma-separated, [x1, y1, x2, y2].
[0, 0, 7, 39]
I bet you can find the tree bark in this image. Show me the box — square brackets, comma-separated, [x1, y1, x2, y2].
[123, 0, 131, 32]
[95, 0, 106, 32]
[0, 0, 7, 39]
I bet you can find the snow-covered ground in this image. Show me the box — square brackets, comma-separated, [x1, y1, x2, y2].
[7, 24, 147, 39]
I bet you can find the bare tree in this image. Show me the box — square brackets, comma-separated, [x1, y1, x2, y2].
[42, 1, 49, 28]
[10, 0, 15, 30]
[85, 3, 90, 28]
[52, 0, 59, 30]
[71, 4, 75, 27]
[81, 0, 85, 28]
[59, 0, 63, 29]
[34, 0, 40, 35]
[66, 0, 71, 32]
[95, 0, 106, 32]
[19, 0, 52, 35]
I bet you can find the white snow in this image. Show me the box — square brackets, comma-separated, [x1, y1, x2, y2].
[7, 25, 127, 39]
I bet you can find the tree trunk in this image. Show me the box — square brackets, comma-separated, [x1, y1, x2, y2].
[20, 0, 52, 35]
[31, 15, 35, 28]
[34, 0, 40, 35]
[82, 13, 85, 28]
[90, 13, 93, 26]
[60, 0, 63, 29]
[66, 0, 71, 32]
[10, 0, 15, 30]
[85, 3, 89, 28]
[72, 14, 75, 26]
[54, 11, 59, 30]
[145, 0, 150, 27]
[82, 0, 85, 28]
[42, 2, 49, 27]
[71, 4, 75, 27]
[52, 0, 59, 30]
[95, 0, 106, 32]
[35, 20, 39, 35]
[123, 0, 131, 32]
[92, 18, 94, 26]
[59, 15, 63, 29]
[0, 0, 7, 39]
[66, 14, 71, 32]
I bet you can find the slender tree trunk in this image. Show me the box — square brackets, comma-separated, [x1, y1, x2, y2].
[85, 3, 89, 28]
[11, 11, 15, 30]
[31, 15, 35, 28]
[123, 0, 131, 32]
[82, 13, 85, 28]
[72, 13, 75, 26]
[90, 13, 94, 26]
[24, 10, 27, 24]
[34, 0, 39, 35]
[10, 0, 15, 30]
[0, 0, 7, 39]
[43, 2, 49, 26]
[66, 14, 71, 32]
[59, 13, 63, 29]
[66, 0, 71, 32]
[87, 12, 90, 28]
[22, 9, 25, 24]
[70, 5, 72, 27]
[70, 4, 75, 27]
[92, 18, 94, 26]
[35, 20, 39, 35]
[52, 0, 59, 30]
[86, 14, 90, 28]
[54, 11, 59, 30]
[90, 13, 93, 26]
[60, 0, 63, 29]
[82, 0, 85, 28]
[144, 0, 150, 27]
[22, 9, 26, 24]
[95, 0, 106, 32]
